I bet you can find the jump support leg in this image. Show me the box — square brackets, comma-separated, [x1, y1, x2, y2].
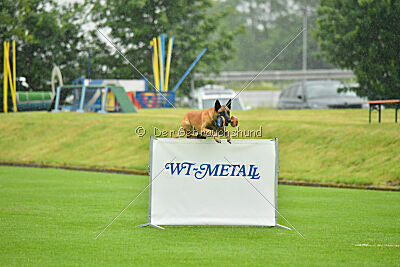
[137, 223, 165, 230]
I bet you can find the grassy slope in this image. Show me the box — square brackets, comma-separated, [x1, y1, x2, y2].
[0, 109, 399, 187]
[0, 166, 399, 266]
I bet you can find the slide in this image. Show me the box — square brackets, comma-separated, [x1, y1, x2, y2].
[109, 86, 138, 113]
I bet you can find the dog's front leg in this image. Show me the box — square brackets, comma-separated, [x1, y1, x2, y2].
[201, 128, 221, 143]
[223, 129, 232, 144]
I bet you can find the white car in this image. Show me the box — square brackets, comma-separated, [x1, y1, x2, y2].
[190, 84, 247, 110]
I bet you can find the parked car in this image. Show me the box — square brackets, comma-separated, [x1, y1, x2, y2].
[190, 84, 248, 110]
[277, 80, 368, 109]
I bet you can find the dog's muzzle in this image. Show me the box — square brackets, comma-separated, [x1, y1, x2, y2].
[217, 115, 238, 127]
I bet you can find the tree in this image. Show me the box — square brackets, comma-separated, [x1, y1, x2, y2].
[0, 0, 87, 91]
[315, 0, 400, 99]
[217, 0, 332, 71]
[87, 0, 240, 96]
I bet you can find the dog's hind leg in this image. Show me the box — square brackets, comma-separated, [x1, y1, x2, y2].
[180, 120, 195, 138]
[175, 127, 184, 138]
[196, 134, 206, 139]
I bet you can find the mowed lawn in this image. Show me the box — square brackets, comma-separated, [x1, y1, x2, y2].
[0, 109, 399, 187]
[0, 166, 399, 266]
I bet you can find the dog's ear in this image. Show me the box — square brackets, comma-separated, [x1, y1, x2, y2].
[226, 99, 232, 110]
[214, 100, 221, 111]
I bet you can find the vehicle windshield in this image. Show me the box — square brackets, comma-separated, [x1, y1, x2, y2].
[202, 98, 243, 110]
[306, 82, 358, 99]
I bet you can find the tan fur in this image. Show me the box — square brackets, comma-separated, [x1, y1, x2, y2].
[178, 105, 232, 143]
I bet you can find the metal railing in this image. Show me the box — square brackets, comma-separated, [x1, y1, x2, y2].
[194, 69, 355, 82]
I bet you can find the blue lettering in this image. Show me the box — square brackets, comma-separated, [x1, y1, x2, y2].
[248, 165, 260, 179]
[230, 164, 240, 176]
[194, 164, 220, 179]
[237, 165, 246, 177]
[219, 164, 230, 176]
[165, 162, 186, 175]
[182, 162, 195, 175]
[165, 162, 261, 180]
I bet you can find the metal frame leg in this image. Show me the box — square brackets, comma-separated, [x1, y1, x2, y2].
[276, 224, 292, 230]
[378, 104, 381, 123]
[98, 87, 109, 114]
[52, 86, 61, 113]
[369, 105, 372, 124]
[77, 85, 86, 113]
[136, 223, 165, 230]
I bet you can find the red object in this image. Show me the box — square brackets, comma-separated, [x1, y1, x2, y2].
[127, 92, 142, 109]
[230, 115, 238, 127]
[368, 99, 400, 123]
[368, 99, 400, 104]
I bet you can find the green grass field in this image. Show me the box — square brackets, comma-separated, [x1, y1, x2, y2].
[1, 109, 399, 187]
[0, 166, 399, 266]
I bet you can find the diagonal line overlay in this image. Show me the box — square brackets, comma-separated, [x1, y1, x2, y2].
[94, 156, 177, 239]
[96, 29, 176, 108]
[224, 156, 305, 239]
[231, 27, 305, 103]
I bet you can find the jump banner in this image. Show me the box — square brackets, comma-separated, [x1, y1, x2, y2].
[138, 137, 286, 229]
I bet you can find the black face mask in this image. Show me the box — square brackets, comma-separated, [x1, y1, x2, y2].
[219, 111, 231, 126]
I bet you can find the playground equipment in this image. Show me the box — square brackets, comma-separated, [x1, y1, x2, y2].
[50, 34, 206, 112]
[2, 42, 56, 112]
[16, 91, 53, 111]
[65, 77, 144, 112]
[51, 84, 137, 113]
[51, 66, 63, 97]
[135, 34, 206, 108]
[2, 41, 17, 113]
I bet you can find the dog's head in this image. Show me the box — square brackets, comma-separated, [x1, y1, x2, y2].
[214, 99, 232, 126]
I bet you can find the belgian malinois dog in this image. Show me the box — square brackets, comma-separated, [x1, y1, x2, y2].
[179, 99, 232, 143]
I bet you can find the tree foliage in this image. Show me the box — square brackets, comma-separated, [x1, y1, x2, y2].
[0, 0, 87, 91]
[216, 0, 332, 71]
[315, 0, 400, 99]
[88, 0, 240, 96]
[1, 0, 239, 96]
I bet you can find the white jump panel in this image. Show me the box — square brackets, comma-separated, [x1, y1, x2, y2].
[146, 137, 279, 227]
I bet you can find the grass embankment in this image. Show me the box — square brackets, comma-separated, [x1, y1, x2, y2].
[0, 166, 399, 265]
[0, 109, 399, 187]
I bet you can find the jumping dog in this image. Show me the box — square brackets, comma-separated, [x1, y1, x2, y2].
[179, 99, 238, 143]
